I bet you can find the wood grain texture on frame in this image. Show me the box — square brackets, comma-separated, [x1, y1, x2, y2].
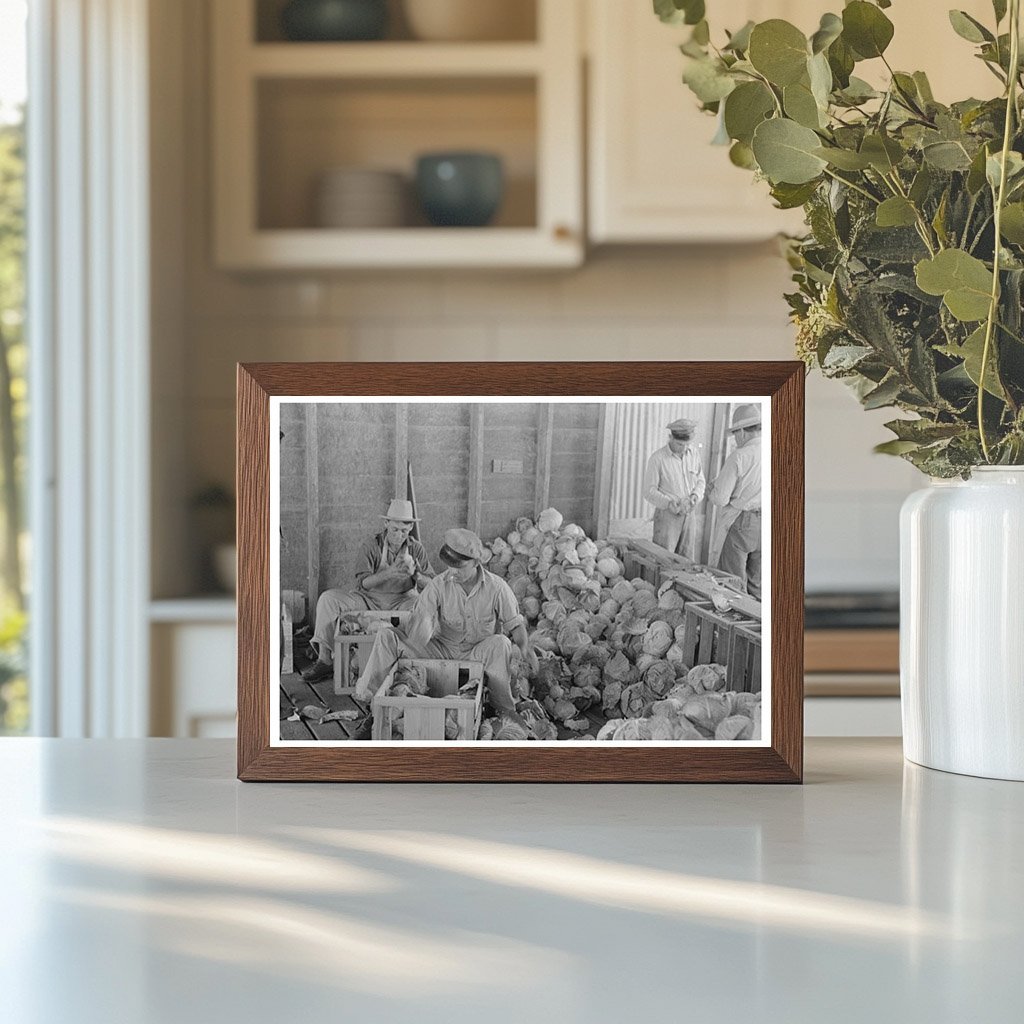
[237, 362, 804, 783]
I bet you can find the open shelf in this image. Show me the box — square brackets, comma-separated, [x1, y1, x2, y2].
[213, 0, 582, 268]
[249, 42, 544, 77]
[254, 0, 538, 44]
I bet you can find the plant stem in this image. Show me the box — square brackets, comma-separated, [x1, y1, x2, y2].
[979, 0, 1021, 462]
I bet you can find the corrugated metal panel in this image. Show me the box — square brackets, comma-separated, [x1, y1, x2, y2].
[609, 402, 720, 523]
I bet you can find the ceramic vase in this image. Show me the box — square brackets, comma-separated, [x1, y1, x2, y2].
[900, 467, 1024, 781]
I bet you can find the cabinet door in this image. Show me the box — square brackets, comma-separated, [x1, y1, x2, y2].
[588, 0, 812, 243]
[589, 0, 998, 244]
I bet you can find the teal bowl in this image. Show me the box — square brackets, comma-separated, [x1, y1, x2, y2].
[281, 0, 388, 42]
[415, 153, 505, 228]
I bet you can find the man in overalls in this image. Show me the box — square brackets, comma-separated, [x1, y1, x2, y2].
[354, 528, 538, 713]
[301, 499, 433, 683]
[643, 417, 706, 561]
[709, 404, 763, 600]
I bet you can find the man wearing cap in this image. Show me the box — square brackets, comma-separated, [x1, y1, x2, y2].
[643, 417, 706, 561]
[708, 404, 763, 600]
[301, 499, 434, 683]
[353, 527, 538, 713]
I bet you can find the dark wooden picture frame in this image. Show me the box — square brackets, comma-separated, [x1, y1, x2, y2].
[238, 362, 804, 782]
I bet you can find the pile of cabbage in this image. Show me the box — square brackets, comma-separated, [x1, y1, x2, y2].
[475, 508, 761, 742]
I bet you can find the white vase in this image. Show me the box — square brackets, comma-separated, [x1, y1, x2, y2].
[900, 467, 1024, 781]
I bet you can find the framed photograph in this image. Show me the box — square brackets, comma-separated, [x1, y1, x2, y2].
[238, 362, 804, 782]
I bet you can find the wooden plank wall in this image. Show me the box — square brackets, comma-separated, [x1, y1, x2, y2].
[280, 401, 605, 599]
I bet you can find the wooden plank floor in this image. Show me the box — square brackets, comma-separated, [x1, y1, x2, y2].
[281, 658, 610, 742]
[279, 668, 370, 741]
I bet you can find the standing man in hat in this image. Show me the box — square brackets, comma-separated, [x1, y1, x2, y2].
[643, 417, 706, 561]
[709, 404, 763, 600]
[354, 527, 538, 713]
[301, 498, 433, 683]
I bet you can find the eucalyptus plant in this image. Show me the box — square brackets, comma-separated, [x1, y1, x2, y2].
[657, 0, 1024, 475]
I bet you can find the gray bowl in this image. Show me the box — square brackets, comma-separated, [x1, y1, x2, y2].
[280, 0, 388, 42]
[415, 152, 505, 228]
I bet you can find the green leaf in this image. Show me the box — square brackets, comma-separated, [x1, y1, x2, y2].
[723, 81, 776, 144]
[915, 249, 994, 322]
[938, 325, 1006, 398]
[751, 118, 828, 184]
[842, 1, 895, 59]
[808, 51, 833, 109]
[967, 144, 991, 194]
[748, 20, 810, 87]
[909, 164, 933, 205]
[913, 71, 935, 104]
[810, 13, 843, 54]
[862, 374, 903, 409]
[1000, 203, 1024, 245]
[813, 146, 872, 170]
[682, 57, 736, 104]
[922, 140, 973, 171]
[654, 0, 705, 26]
[860, 133, 904, 173]
[729, 140, 757, 169]
[784, 80, 824, 129]
[838, 76, 878, 104]
[884, 418, 963, 443]
[986, 150, 1024, 191]
[948, 10, 994, 44]
[874, 439, 922, 455]
[770, 180, 820, 209]
[724, 20, 755, 53]
[876, 197, 918, 228]
[828, 38, 855, 89]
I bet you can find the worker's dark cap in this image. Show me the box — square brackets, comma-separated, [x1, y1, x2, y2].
[439, 527, 484, 567]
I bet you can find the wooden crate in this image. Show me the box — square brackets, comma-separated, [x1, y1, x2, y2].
[678, 600, 756, 672]
[333, 609, 411, 696]
[728, 623, 762, 693]
[372, 659, 484, 741]
[622, 549, 662, 587]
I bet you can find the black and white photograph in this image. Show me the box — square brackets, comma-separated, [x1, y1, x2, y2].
[271, 397, 770, 745]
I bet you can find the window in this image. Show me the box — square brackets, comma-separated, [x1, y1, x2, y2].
[0, 0, 28, 734]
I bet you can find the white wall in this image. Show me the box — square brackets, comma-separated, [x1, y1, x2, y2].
[154, 0, 921, 599]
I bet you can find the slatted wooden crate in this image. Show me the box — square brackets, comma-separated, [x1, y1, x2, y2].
[728, 623, 762, 693]
[678, 600, 756, 672]
[671, 567, 745, 602]
[623, 539, 694, 587]
[372, 659, 484, 741]
[333, 609, 411, 696]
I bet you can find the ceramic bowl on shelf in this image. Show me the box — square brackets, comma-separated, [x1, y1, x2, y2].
[414, 152, 504, 227]
[280, 0, 388, 42]
[315, 167, 408, 229]
[403, 0, 534, 42]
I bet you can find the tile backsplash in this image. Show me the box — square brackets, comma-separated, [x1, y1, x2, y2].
[179, 247, 916, 594]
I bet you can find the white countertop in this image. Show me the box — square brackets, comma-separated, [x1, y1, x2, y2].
[0, 738, 1019, 1023]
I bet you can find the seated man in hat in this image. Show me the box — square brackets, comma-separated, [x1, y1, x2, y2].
[301, 499, 434, 683]
[353, 527, 539, 714]
[709, 404, 762, 600]
[643, 417, 706, 561]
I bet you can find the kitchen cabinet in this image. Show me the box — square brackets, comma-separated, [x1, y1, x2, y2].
[587, 0, 810, 243]
[587, 0, 999, 244]
[211, 0, 583, 269]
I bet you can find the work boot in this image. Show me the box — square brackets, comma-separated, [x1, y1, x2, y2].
[300, 660, 333, 683]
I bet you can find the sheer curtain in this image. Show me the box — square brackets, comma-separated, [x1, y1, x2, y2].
[28, 0, 150, 736]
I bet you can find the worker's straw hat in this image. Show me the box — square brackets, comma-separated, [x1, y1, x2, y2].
[382, 499, 420, 523]
[728, 404, 762, 432]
